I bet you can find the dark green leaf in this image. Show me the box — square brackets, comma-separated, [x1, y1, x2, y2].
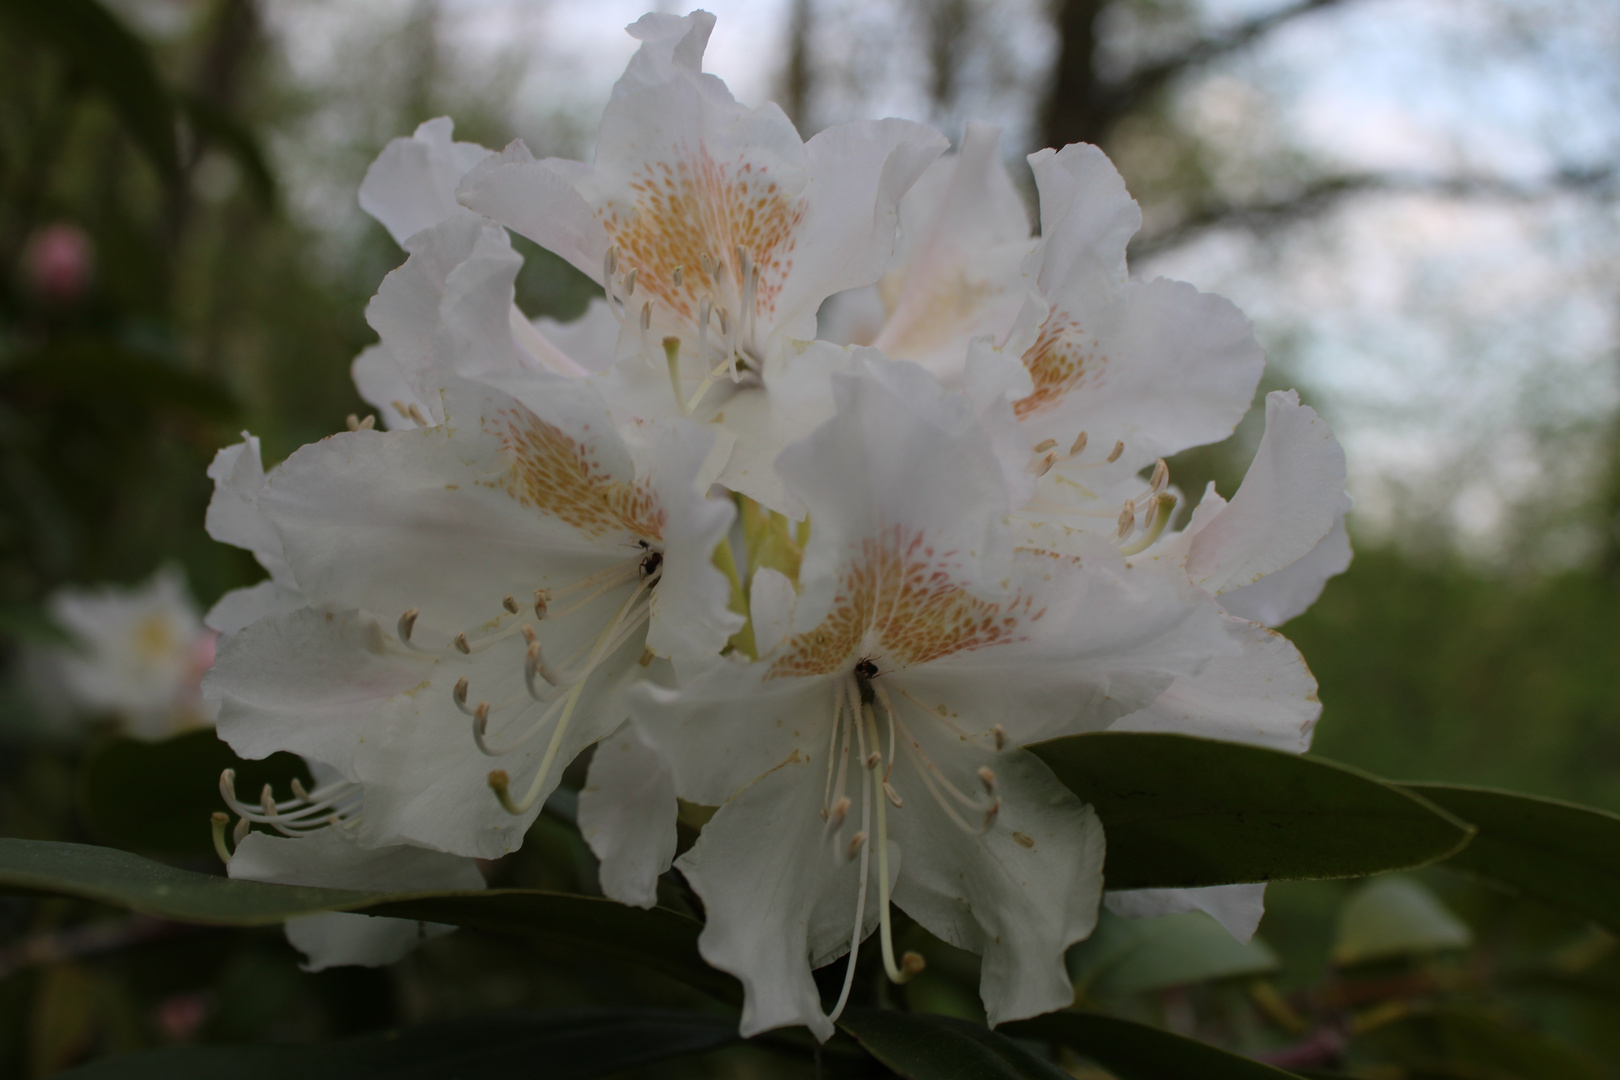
[179, 93, 278, 208]
[0, 839, 732, 1000]
[4, 337, 239, 421]
[79, 730, 308, 857]
[56, 1009, 739, 1079]
[0, 0, 180, 181]
[839, 1009, 1070, 1080]
[1030, 733, 1473, 889]
[1353, 1007, 1608, 1080]
[1404, 783, 1620, 934]
[1069, 908, 1278, 998]
[1004, 1011, 1303, 1080]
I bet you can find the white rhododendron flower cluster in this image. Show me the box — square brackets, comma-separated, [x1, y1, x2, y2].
[32, 566, 218, 740]
[201, 11, 1349, 1038]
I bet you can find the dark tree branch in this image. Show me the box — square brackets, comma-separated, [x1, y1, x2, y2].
[1041, 0, 1356, 150]
[1132, 165, 1620, 257]
[1109, 0, 1353, 118]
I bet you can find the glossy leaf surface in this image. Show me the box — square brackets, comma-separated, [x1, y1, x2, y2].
[1031, 733, 1473, 888]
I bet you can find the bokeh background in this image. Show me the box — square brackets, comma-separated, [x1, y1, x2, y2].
[1, 0, 1617, 1076]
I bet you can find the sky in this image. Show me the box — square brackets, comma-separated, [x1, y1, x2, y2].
[257, 0, 1620, 566]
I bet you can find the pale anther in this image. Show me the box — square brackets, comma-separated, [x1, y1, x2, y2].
[398, 608, 419, 642]
[453, 676, 469, 708]
[345, 414, 361, 432]
[260, 784, 277, 816]
[290, 777, 310, 801]
[672, 265, 683, 287]
[474, 701, 491, 725]
[977, 766, 997, 794]
[533, 589, 549, 619]
[640, 301, 652, 332]
[983, 797, 1002, 828]
[1117, 499, 1137, 539]
[622, 268, 637, 297]
[359, 414, 375, 430]
[865, 751, 881, 771]
[883, 781, 903, 808]
[1032, 438, 1057, 454]
[826, 795, 851, 830]
[1070, 431, 1089, 457]
[407, 403, 429, 427]
[993, 724, 1007, 750]
[638, 648, 655, 667]
[1034, 452, 1058, 478]
[846, 832, 867, 859]
[1150, 458, 1170, 493]
[503, 595, 519, 614]
[1107, 439, 1125, 464]
[453, 632, 471, 655]
[232, 816, 250, 845]
[901, 952, 927, 976]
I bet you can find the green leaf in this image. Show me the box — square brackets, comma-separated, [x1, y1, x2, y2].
[1069, 908, 1278, 998]
[79, 730, 308, 857]
[1003, 1011, 1304, 1080]
[1331, 876, 1471, 967]
[0, 839, 733, 1000]
[0, 0, 180, 181]
[55, 1009, 739, 1079]
[839, 1009, 1070, 1080]
[4, 337, 239, 421]
[1404, 783, 1620, 934]
[1353, 1007, 1608, 1080]
[1030, 733, 1473, 889]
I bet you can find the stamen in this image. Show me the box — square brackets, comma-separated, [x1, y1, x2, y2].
[977, 766, 997, 795]
[983, 798, 1001, 829]
[503, 595, 520, 614]
[345, 414, 361, 432]
[1107, 439, 1124, 464]
[883, 781, 903, 808]
[826, 749, 873, 1024]
[525, 641, 560, 695]
[664, 337, 687, 416]
[453, 676, 474, 714]
[1070, 431, 1088, 457]
[453, 632, 471, 655]
[1030, 452, 1058, 477]
[232, 816, 249, 845]
[398, 608, 419, 643]
[866, 703, 917, 986]
[358, 414, 375, 430]
[290, 777, 310, 801]
[533, 590, 549, 619]
[1150, 458, 1170, 493]
[211, 812, 232, 864]
[1116, 499, 1137, 540]
[604, 246, 618, 283]
[845, 832, 867, 860]
[826, 795, 851, 830]
[1119, 492, 1178, 556]
[823, 689, 845, 814]
[1032, 438, 1057, 454]
[622, 267, 637, 297]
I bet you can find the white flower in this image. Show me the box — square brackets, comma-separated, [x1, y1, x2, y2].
[820, 123, 1040, 383]
[204, 368, 740, 859]
[459, 11, 947, 512]
[629, 358, 1230, 1039]
[37, 567, 217, 739]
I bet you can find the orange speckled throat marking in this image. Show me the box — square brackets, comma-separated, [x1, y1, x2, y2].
[767, 525, 1042, 679]
[601, 146, 805, 324]
[492, 408, 665, 541]
[1014, 310, 1107, 420]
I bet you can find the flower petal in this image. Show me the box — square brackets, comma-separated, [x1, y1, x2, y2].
[887, 740, 1104, 1026]
[206, 606, 419, 775]
[1029, 142, 1140, 288]
[1186, 391, 1348, 595]
[578, 721, 677, 909]
[228, 828, 483, 970]
[1109, 614, 1320, 753]
[1217, 498, 1352, 626]
[359, 117, 494, 246]
[675, 754, 889, 1041]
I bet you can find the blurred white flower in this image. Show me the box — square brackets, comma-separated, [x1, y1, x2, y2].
[37, 567, 217, 739]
